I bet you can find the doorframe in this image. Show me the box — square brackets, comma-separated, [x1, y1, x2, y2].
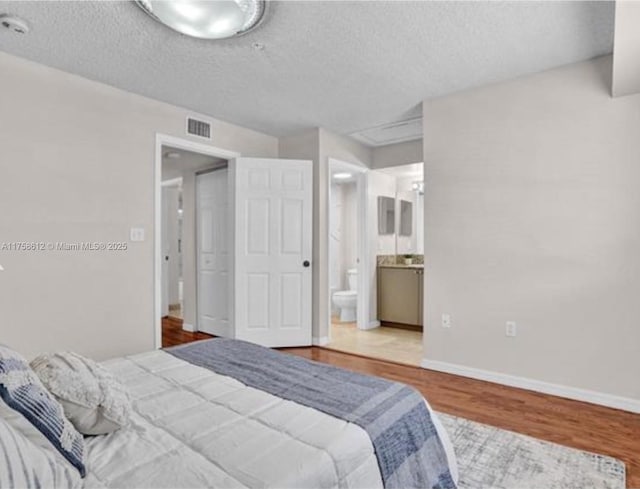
[154, 133, 240, 349]
[326, 158, 370, 339]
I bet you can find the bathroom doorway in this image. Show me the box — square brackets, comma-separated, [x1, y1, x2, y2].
[326, 161, 425, 367]
[326, 159, 369, 342]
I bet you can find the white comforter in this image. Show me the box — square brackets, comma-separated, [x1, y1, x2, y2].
[84, 350, 457, 488]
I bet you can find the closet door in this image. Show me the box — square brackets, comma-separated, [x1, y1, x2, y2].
[196, 169, 230, 337]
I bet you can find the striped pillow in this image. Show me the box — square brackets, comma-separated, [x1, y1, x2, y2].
[0, 417, 82, 488]
[0, 345, 86, 478]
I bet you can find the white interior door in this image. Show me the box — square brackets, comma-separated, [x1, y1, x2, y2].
[232, 158, 313, 347]
[196, 169, 230, 337]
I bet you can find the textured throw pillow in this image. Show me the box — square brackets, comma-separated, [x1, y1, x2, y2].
[0, 417, 82, 489]
[30, 352, 131, 436]
[0, 344, 86, 478]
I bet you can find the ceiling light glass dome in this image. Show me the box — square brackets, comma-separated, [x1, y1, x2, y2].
[136, 0, 266, 40]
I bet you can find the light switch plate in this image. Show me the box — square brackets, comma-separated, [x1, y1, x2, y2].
[442, 313, 451, 328]
[130, 227, 145, 242]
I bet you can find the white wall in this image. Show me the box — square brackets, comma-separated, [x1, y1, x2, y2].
[341, 182, 358, 281]
[612, 0, 640, 97]
[0, 52, 278, 360]
[329, 181, 357, 313]
[329, 182, 358, 290]
[329, 182, 342, 315]
[422, 55, 640, 403]
[329, 183, 347, 291]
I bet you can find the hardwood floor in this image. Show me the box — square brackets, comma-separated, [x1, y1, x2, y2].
[162, 316, 212, 347]
[162, 318, 640, 487]
[284, 347, 640, 488]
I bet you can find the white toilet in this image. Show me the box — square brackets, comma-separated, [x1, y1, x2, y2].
[333, 268, 358, 322]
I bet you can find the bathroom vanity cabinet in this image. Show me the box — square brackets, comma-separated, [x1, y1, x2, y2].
[377, 266, 423, 329]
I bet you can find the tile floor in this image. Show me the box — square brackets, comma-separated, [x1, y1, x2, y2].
[327, 318, 423, 366]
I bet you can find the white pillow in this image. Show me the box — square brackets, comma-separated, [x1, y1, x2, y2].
[0, 416, 82, 489]
[30, 352, 131, 436]
[0, 344, 86, 478]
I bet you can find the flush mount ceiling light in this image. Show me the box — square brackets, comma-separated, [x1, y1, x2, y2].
[135, 0, 266, 40]
[0, 14, 30, 34]
[333, 172, 353, 180]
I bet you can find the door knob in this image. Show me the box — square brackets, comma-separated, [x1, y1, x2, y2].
[303, 260, 310, 267]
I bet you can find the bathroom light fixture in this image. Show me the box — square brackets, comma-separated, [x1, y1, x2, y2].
[412, 181, 424, 193]
[333, 172, 353, 180]
[135, 0, 266, 40]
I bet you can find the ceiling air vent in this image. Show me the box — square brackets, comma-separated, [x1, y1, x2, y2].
[186, 117, 212, 140]
[349, 117, 423, 147]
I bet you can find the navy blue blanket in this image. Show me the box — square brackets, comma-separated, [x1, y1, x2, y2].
[167, 338, 456, 489]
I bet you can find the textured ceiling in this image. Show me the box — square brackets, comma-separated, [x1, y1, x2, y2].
[0, 1, 614, 139]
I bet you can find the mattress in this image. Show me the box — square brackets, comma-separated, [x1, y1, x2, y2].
[83, 349, 457, 488]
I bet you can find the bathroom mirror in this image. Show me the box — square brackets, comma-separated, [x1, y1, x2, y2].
[399, 200, 412, 236]
[377, 196, 395, 235]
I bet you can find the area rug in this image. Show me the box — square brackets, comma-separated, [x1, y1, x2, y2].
[438, 413, 626, 489]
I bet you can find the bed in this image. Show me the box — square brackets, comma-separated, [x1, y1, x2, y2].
[81, 338, 458, 489]
[0, 338, 458, 489]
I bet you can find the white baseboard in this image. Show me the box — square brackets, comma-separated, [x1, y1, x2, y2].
[421, 359, 640, 414]
[182, 322, 195, 333]
[359, 320, 380, 330]
[313, 336, 329, 346]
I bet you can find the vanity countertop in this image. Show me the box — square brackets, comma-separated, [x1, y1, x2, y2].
[377, 264, 424, 269]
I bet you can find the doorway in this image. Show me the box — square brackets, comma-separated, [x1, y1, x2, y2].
[156, 135, 239, 348]
[155, 135, 314, 349]
[326, 159, 369, 339]
[326, 161, 425, 366]
[160, 145, 230, 339]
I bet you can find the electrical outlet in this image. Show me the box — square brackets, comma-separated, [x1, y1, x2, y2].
[506, 321, 517, 337]
[442, 314, 451, 328]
